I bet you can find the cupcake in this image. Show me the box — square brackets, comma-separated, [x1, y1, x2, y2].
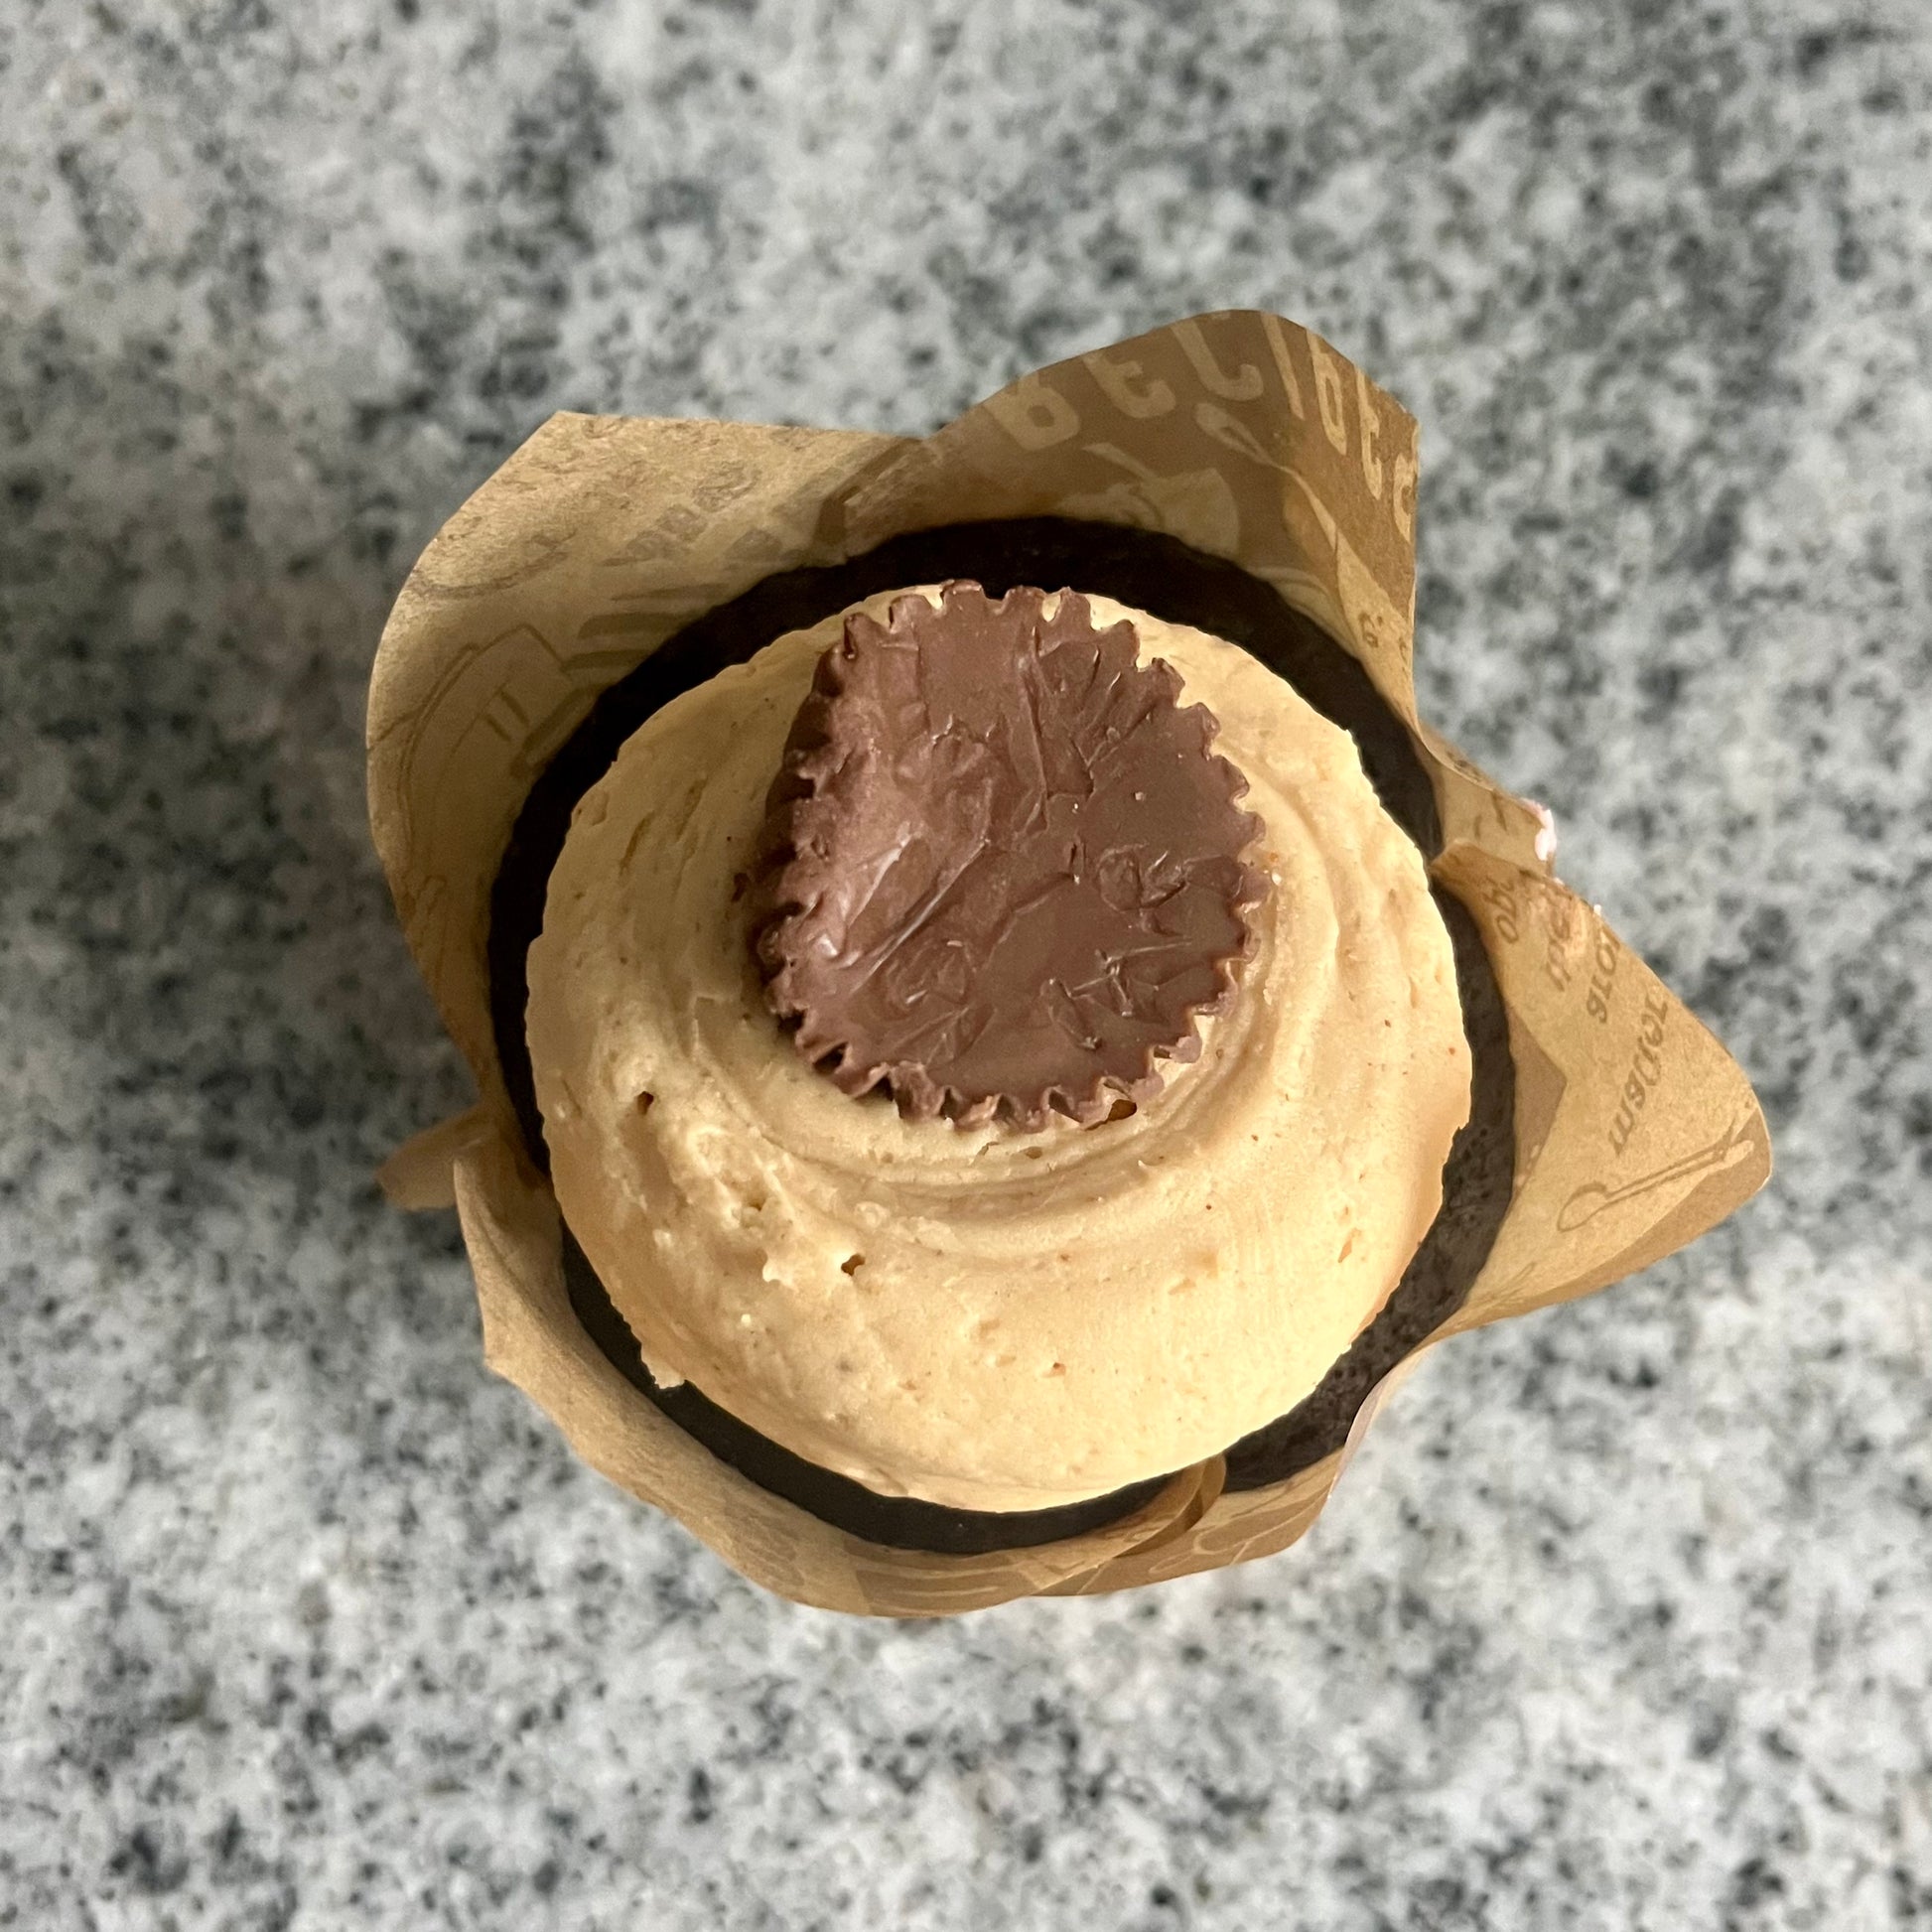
[371, 313, 1767, 1612]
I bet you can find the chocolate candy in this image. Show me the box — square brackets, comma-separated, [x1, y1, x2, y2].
[753, 583, 1267, 1130]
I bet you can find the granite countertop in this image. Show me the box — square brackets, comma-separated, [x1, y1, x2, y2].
[4, 2, 1929, 1926]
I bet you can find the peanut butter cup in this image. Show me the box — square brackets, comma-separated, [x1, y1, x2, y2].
[753, 583, 1267, 1129]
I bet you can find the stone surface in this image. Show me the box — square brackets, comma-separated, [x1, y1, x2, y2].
[2, 2, 1928, 1928]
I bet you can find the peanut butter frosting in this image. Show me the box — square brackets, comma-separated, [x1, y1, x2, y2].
[526, 589, 1471, 1512]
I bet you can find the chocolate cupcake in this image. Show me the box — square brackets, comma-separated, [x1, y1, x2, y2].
[523, 574, 1471, 1518]
[371, 311, 1769, 1613]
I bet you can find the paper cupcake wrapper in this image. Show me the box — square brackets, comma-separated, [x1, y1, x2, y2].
[367, 312, 1769, 1616]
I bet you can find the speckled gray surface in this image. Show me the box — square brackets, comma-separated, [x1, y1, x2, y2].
[4, 2, 1930, 1927]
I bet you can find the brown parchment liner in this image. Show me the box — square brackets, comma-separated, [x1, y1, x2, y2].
[367, 312, 1770, 1617]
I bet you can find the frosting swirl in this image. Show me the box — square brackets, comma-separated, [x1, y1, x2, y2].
[527, 589, 1471, 1511]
